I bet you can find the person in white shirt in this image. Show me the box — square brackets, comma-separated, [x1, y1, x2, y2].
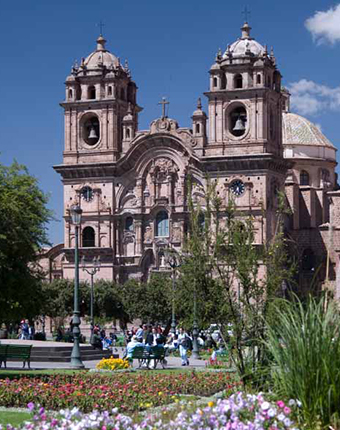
[178, 327, 191, 366]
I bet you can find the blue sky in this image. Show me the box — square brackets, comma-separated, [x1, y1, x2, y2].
[1, 0, 340, 245]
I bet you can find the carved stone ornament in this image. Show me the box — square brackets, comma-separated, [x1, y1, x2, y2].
[144, 225, 153, 243]
[172, 223, 181, 242]
[177, 129, 196, 147]
[123, 231, 135, 244]
[149, 157, 178, 182]
[150, 118, 179, 134]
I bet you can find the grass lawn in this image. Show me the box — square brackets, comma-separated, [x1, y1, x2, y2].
[0, 411, 32, 427]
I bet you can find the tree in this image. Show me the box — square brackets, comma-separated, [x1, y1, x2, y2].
[0, 161, 52, 322]
[120, 274, 172, 325]
[179, 178, 295, 385]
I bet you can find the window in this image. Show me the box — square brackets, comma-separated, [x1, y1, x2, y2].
[198, 212, 205, 232]
[68, 89, 73, 99]
[221, 74, 227, 89]
[156, 211, 169, 237]
[82, 115, 100, 146]
[196, 123, 200, 134]
[82, 226, 95, 247]
[300, 170, 309, 186]
[126, 128, 130, 139]
[257, 74, 261, 84]
[301, 248, 315, 271]
[213, 77, 218, 88]
[108, 86, 112, 96]
[88, 86, 96, 100]
[234, 74, 243, 89]
[125, 216, 133, 231]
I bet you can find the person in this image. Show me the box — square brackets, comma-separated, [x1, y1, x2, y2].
[145, 326, 154, 346]
[91, 328, 103, 350]
[135, 325, 144, 339]
[178, 327, 191, 366]
[20, 320, 29, 340]
[102, 335, 112, 350]
[124, 335, 144, 361]
[110, 328, 118, 351]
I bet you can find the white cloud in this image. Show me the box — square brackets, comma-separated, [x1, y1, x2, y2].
[288, 79, 340, 116]
[305, 4, 340, 45]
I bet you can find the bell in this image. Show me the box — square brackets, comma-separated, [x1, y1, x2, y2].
[88, 126, 98, 140]
[233, 117, 245, 132]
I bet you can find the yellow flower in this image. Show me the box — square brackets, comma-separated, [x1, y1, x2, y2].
[208, 401, 214, 408]
[158, 391, 163, 396]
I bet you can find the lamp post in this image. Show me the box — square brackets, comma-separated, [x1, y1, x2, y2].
[81, 256, 101, 338]
[164, 250, 181, 335]
[70, 204, 84, 369]
[192, 283, 200, 359]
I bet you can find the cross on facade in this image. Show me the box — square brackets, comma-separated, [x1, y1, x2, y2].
[97, 20, 105, 35]
[158, 97, 169, 119]
[242, 6, 251, 22]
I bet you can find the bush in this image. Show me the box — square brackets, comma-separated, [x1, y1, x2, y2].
[266, 296, 340, 428]
[33, 332, 46, 341]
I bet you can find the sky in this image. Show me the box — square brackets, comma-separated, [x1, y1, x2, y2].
[1, 0, 340, 245]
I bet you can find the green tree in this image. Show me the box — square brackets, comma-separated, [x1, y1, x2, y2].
[0, 161, 52, 322]
[120, 274, 172, 325]
[180, 179, 294, 385]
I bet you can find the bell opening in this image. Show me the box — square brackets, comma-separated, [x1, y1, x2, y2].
[83, 116, 100, 145]
[229, 106, 247, 137]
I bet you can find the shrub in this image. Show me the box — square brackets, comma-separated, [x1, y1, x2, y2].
[96, 357, 129, 371]
[266, 296, 340, 428]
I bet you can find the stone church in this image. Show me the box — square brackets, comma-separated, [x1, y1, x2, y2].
[40, 22, 340, 296]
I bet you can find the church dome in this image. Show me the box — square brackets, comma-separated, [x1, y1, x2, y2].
[282, 112, 336, 161]
[223, 23, 265, 58]
[83, 35, 118, 69]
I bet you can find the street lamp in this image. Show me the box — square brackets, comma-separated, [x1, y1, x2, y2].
[181, 251, 200, 360]
[70, 204, 84, 369]
[164, 250, 181, 335]
[81, 256, 101, 338]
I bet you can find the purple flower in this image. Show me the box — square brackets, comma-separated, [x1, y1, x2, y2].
[27, 402, 35, 411]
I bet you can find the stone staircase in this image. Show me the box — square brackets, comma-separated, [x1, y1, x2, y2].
[18, 345, 118, 363]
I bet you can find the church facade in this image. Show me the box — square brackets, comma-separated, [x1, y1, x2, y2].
[41, 22, 339, 295]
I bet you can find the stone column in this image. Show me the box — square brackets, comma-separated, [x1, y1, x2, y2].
[135, 220, 143, 256]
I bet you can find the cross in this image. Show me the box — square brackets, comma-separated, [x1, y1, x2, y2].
[242, 6, 251, 22]
[158, 97, 169, 119]
[97, 20, 105, 35]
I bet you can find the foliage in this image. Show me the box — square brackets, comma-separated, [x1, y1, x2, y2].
[0, 161, 52, 322]
[96, 357, 130, 371]
[180, 179, 295, 385]
[266, 295, 340, 429]
[12, 392, 300, 430]
[120, 273, 172, 324]
[0, 371, 238, 412]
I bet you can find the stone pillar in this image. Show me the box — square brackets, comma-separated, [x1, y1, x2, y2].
[135, 220, 142, 256]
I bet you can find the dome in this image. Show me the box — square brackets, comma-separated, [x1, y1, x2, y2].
[222, 22, 265, 58]
[83, 35, 118, 69]
[282, 112, 335, 149]
[282, 112, 336, 162]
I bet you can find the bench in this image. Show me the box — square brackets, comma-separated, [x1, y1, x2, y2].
[0, 344, 32, 369]
[129, 346, 166, 369]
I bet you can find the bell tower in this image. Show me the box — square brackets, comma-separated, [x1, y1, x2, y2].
[204, 22, 282, 157]
[61, 34, 141, 164]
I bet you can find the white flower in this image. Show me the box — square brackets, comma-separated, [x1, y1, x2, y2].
[288, 399, 296, 406]
[278, 413, 285, 421]
[296, 399, 302, 407]
[261, 401, 270, 411]
[268, 408, 276, 417]
[284, 417, 292, 426]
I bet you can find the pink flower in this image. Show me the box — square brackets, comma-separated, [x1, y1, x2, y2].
[283, 406, 291, 415]
[276, 400, 285, 408]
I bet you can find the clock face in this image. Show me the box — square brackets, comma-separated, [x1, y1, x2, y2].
[81, 186, 94, 202]
[230, 180, 245, 197]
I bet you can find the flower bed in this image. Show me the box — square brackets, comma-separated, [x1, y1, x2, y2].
[0, 371, 239, 413]
[9, 392, 300, 429]
[96, 357, 130, 371]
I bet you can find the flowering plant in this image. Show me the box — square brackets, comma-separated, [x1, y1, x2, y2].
[96, 357, 130, 371]
[3, 393, 299, 430]
[206, 357, 228, 369]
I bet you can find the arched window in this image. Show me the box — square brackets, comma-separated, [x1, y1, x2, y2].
[88, 86, 96, 100]
[257, 74, 261, 84]
[68, 89, 73, 99]
[196, 123, 200, 134]
[125, 216, 133, 231]
[213, 77, 218, 88]
[302, 248, 315, 271]
[108, 86, 112, 96]
[234, 74, 243, 89]
[156, 211, 169, 237]
[300, 170, 310, 186]
[82, 226, 95, 247]
[221, 74, 227, 89]
[125, 128, 130, 139]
